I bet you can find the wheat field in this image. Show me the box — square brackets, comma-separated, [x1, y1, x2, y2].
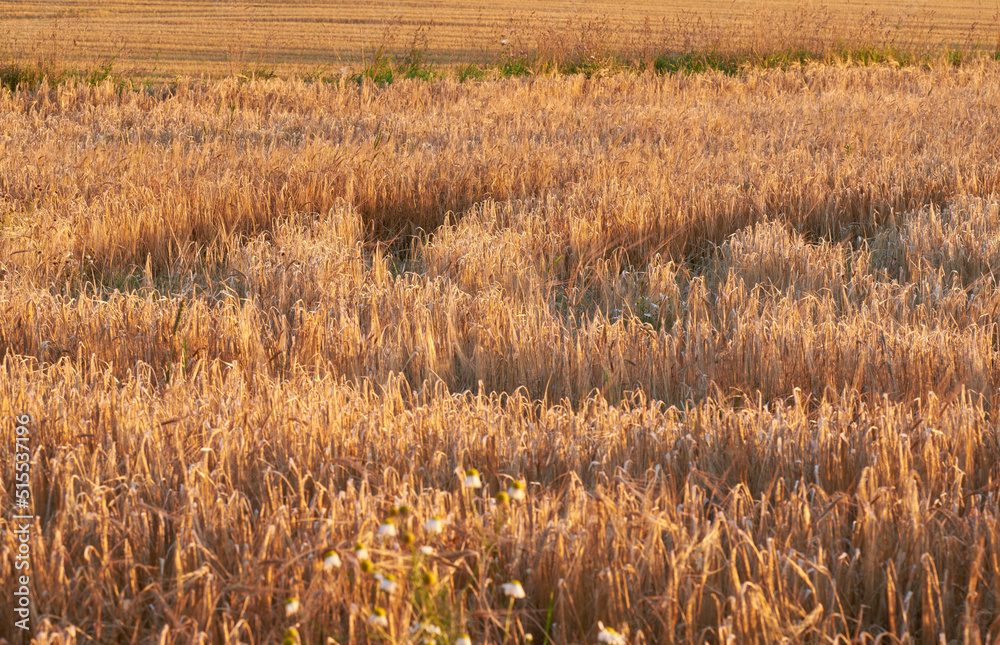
[4, 3, 1000, 645]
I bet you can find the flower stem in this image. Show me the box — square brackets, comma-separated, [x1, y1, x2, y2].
[502, 596, 515, 642]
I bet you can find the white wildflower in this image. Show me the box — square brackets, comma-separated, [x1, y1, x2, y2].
[597, 622, 627, 645]
[501, 580, 526, 599]
[369, 607, 389, 628]
[376, 573, 398, 593]
[378, 519, 397, 538]
[423, 516, 446, 534]
[507, 479, 527, 501]
[464, 468, 483, 489]
[323, 549, 342, 571]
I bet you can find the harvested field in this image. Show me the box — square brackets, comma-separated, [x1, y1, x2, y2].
[1, 1, 998, 75]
